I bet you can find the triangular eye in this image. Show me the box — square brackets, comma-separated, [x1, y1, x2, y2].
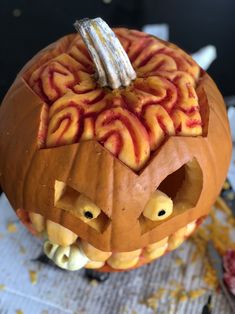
[139, 158, 203, 234]
[54, 181, 110, 233]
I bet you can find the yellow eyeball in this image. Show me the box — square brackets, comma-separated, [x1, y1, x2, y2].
[75, 195, 101, 222]
[143, 190, 173, 221]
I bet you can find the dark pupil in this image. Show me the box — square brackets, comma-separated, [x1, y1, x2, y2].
[158, 209, 166, 217]
[84, 211, 93, 219]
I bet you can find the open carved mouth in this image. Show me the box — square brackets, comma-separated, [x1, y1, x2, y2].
[41, 216, 200, 271]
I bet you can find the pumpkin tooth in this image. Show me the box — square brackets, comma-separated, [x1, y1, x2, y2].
[28, 212, 45, 233]
[107, 249, 141, 270]
[146, 237, 169, 251]
[44, 240, 59, 259]
[46, 220, 78, 246]
[54, 246, 71, 269]
[143, 190, 173, 221]
[144, 237, 169, 261]
[74, 17, 136, 89]
[85, 260, 105, 269]
[185, 220, 197, 237]
[80, 240, 112, 262]
[68, 245, 90, 270]
[54, 245, 89, 271]
[144, 243, 168, 260]
[43, 240, 90, 271]
[168, 226, 187, 251]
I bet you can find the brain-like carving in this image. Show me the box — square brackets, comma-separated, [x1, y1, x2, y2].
[27, 28, 202, 171]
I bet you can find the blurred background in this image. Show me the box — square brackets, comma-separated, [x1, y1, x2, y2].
[1, 0, 235, 102]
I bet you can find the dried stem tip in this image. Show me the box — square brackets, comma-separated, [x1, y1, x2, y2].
[74, 17, 136, 89]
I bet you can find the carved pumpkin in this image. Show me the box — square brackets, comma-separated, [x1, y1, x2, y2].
[0, 18, 232, 272]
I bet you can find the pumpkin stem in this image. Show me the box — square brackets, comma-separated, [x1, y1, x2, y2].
[74, 17, 136, 89]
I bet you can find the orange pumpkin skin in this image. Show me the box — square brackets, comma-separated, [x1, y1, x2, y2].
[0, 28, 232, 272]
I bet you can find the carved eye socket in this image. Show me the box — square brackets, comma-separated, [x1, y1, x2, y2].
[54, 181, 109, 232]
[139, 158, 203, 234]
[143, 190, 173, 221]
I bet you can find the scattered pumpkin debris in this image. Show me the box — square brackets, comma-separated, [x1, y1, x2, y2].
[19, 245, 26, 254]
[89, 279, 98, 287]
[141, 285, 206, 311]
[140, 287, 166, 310]
[223, 181, 231, 190]
[174, 256, 184, 266]
[214, 196, 231, 216]
[16, 310, 24, 314]
[0, 284, 5, 291]
[7, 222, 17, 233]
[170, 285, 205, 303]
[226, 191, 235, 201]
[190, 195, 235, 289]
[29, 270, 38, 285]
[176, 290, 188, 302]
[188, 289, 206, 299]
